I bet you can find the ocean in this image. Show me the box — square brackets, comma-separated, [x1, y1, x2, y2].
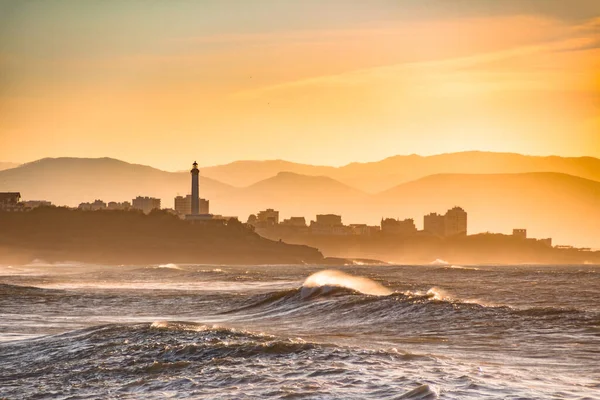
[0, 262, 598, 399]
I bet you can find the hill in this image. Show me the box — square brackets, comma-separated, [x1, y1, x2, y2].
[201, 152, 600, 193]
[336, 152, 600, 192]
[374, 172, 600, 249]
[0, 158, 233, 209]
[229, 172, 368, 221]
[200, 160, 336, 188]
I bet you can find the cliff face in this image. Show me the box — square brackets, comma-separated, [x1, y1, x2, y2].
[0, 208, 324, 265]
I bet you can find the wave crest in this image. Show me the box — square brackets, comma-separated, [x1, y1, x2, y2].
[301, 270, 392, 298]
[397, 384, 439, 399]
[156, 263, 182, 270]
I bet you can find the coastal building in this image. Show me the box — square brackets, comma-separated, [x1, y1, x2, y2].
[132, 196, 160, 214]
[175, 195, 209, 216]
[444, 207, 467, 236]
[349, 224, 380, 236]
[423, 207, 468, 237]
[0, 192, 20, 205]
[174, 196, 188, 215]
[315, 214, 342, 226]
[424, 213, 445, 236]
[23, 200, 52, 209]
[256, 209, 279, 226]
[310, 222, 352, 235]
[247, 209, 280, 229]
[511, 228, 551, 247]
[78, 200, 107, 211]
[513, 229, 527, 239]
[107, 201, 131, 210]
[278, 217, 309, 234]
[310, 214, 350, 235]
[280, 217, 307, 227]
[200, 198, 210, 215]
[0, 192, 23, 212]
[381, 218, 417, 235]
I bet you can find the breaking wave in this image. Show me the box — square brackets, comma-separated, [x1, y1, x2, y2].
[219, 271, 596, 335]
[429, 259, 449, 265]
[219, 269, 599, 325]
[402, 287, 494, 307]
[301, 269, 393, 298]
[156, 263, 183, 270]
[3, 265, 598, 399]
[449, 265, 480, 271]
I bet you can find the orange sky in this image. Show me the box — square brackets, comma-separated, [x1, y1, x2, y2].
[0, 1, 599, 171]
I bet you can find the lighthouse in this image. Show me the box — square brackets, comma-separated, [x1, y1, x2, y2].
[191, 161, 199, 215]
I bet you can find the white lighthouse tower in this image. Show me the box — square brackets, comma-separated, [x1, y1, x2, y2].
[184, 160, 213, 221]
[191, 161, 199, 215]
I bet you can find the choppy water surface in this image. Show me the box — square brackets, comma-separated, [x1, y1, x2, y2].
[0, 263, 599, 399]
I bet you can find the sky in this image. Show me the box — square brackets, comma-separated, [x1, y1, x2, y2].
[0, 0, 599, 171]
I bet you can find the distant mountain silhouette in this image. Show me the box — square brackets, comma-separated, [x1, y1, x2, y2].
[0, 158, 233, 208]
[339, 152, 600, 192]
[228, 172, 367, 220]
[374, 172, 600, 249]
[201, 152, 600, 192]
[201, 160, 336, 188]
[0, 162, 19, 172]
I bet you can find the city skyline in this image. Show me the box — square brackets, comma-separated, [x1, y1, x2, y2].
[0, 190, 559, 253]
[0, 159, 544, 245]
[1, 152, 599, 249]
[1, 1, 599, 170]
[0, 172, 560, 253]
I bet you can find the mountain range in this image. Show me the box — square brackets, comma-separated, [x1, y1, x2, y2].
[0, 158, 233, 208]
[1, 152, 599, 249]
[201, 151, 600, 193]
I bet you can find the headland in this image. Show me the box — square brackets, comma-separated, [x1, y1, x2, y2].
[0, 207, 326, 266]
